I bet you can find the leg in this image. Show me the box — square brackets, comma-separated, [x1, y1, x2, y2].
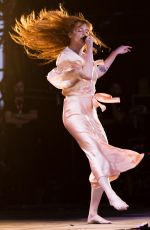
[98, 176, 129, 211]
[64, 115, 129, 211]
[88, 186, 111, 224]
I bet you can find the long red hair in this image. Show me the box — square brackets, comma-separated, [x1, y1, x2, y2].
[10, 6, 108, 64]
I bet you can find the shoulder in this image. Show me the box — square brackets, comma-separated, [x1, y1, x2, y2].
[56, 47, 84, 66]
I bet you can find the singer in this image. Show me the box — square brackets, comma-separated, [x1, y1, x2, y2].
[11, 6, 144, 224]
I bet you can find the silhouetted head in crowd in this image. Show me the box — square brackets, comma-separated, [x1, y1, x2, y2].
[14, 81, 24, 97]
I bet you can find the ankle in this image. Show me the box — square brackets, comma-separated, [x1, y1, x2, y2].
[106, 190, 119, 202]
[88, 213, 97, 219]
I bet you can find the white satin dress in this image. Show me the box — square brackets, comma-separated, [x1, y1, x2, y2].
[47, 47, 144, 188]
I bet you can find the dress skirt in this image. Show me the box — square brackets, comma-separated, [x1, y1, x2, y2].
[63, 95, 144, 188]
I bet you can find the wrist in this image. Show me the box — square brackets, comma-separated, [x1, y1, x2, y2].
[86, 46, 93, 52]
[86, 48, 93, 57]
[111, 50, 118, 57]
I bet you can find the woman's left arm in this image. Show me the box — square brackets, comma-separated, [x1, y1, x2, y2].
[97, 45, 132, 78]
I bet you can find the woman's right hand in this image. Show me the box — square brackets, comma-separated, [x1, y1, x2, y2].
[84, 35, 94, 49]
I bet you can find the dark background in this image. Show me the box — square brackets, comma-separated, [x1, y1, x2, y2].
[0, 0, 150, 215]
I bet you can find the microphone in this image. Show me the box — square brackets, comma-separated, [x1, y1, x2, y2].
[82, 36, 100, 50]
[82, 36, 110, 53]
[82, 36, 87, 41]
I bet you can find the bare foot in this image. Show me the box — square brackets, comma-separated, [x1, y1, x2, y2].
[109, 193, 129, 211]
[87, 214, 111, 224]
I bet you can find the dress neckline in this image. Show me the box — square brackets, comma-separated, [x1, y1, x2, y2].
[66, 46, 84, 62]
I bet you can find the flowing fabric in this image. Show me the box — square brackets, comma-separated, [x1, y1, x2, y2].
[47, 47, 144, 188]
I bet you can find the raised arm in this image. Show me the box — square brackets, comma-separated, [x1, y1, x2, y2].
[97, 45, 132, 78]
[81, 35, 94, 80]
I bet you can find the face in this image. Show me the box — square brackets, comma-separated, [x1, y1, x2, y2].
[14, 81, 24, 96]
[68, 22, 91, 47]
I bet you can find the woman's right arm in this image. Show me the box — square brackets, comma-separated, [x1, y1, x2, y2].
[82, 36, 94, 80]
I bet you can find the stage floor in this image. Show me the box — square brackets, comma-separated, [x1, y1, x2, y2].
[0, 209, 149, 230]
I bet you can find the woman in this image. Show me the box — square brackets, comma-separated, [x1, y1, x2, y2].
[11, 6, 144, 224]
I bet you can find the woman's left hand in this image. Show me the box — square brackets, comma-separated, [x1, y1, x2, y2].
[114, 45, 132, 55]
